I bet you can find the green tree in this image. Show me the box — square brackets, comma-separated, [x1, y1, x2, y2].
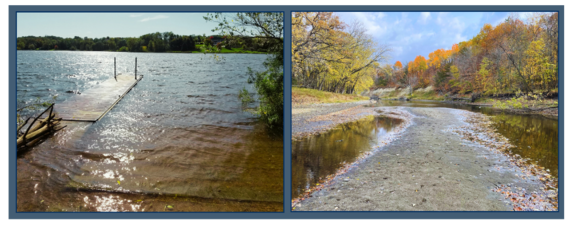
[205, 12, 283, 129]
[17, 41, 25, 50]
[435, 63, 451, 90]
[203, 37, 213, 47]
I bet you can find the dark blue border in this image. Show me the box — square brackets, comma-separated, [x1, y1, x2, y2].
[9, 5, 564, 219]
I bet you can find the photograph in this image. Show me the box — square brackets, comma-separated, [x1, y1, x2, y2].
[291, 11, 558, 211]
[15, 12, 284, 212]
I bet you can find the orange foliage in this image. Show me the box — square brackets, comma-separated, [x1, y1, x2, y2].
[451, 43, 459, 54]
[394, 61, 403, 70]
[391, 13, 558, 93]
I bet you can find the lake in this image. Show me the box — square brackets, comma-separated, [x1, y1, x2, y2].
[16, 51, 283, 212]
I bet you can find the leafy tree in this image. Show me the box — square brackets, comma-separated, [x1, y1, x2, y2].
[203, 37, 213, 47]
[385, 12, 558, 96]
[292, 12, 390, 94]
[204, 12, 283, 129]
[435, 63, 451, 90]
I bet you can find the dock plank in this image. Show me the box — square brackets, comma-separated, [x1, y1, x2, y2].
[51, 74, 141, 122]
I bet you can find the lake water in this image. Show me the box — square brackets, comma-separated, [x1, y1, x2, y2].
[16, 51, 283, 212]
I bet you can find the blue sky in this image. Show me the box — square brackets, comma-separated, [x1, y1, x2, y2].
[17, 13, 225, 38]
[335, 12, 540, 65]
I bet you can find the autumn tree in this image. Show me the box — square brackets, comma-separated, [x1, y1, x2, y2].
[391, 12, 558, 96]
[292, 12, 390, 94]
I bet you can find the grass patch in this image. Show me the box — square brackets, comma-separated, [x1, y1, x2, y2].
[383, 90, 402, 98]
[292, 87, 368, 105]
[493, 94, 558, 110]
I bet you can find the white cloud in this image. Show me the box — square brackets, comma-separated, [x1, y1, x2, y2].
[350, 12, 384, 35]
[454, 33, 467, 44]
[518, 12, 533, 20]
[436, 12, 448, 25]
[448, 17, 465, 31]
[492, 16, 509, 26]
[375, 12, 386, 20]
[391, 46, 403, 55]
[140, 15, 168, 22]
[411, 33, 423, 40]
[419, 12, 431, 23]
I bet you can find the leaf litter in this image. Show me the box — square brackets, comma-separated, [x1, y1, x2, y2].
[448, 111, 557, 211]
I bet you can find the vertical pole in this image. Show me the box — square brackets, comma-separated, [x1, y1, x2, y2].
[114, 57, 116, 79]
[135, 57, 137, 80]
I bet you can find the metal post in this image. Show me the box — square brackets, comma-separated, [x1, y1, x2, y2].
[135, 57, 137, 80]
[114, 57, 116, 79]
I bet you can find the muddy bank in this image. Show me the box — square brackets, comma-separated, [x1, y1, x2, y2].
[293, 107, 556, 211]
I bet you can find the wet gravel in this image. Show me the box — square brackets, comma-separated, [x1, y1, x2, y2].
[293, 107, 545, 211]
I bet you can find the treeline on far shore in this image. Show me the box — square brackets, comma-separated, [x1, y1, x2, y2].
[378, 12, 558, 96]
[17, 31, 278, 53]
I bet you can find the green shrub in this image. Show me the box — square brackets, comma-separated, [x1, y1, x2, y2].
[246, 54, 283, 129]
[238, 88, 254, 106]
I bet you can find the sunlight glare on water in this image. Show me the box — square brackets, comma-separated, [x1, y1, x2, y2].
[17, 51, 283, 212]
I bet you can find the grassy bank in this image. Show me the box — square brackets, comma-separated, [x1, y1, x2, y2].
[292, 87, 368, 105]
[369, 86, 558, 119]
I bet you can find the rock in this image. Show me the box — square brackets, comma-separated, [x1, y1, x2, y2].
[65, 90, 81, 94]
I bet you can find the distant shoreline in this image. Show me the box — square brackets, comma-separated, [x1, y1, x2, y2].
[17, 49, 269, 54]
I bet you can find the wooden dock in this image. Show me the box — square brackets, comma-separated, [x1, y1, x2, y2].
[49, 74, 142, 122]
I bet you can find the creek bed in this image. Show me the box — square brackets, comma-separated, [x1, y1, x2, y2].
[291, 115, 403, 198]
